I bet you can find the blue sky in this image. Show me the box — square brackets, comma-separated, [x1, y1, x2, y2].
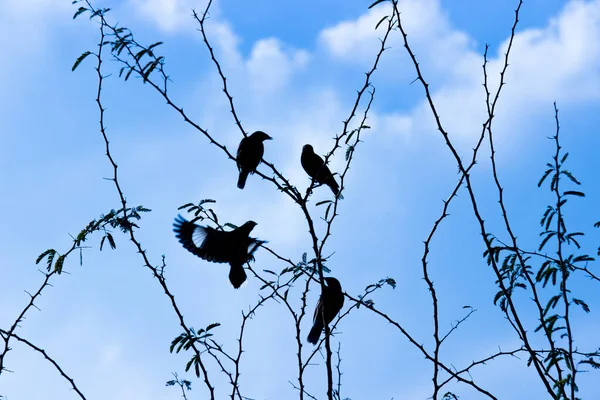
[1, 0, 600, 399]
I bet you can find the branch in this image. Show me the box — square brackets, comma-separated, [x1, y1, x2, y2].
[0, 329, 87, 399]
[87, 7, 216, 397]
[390, 0, 558, 396]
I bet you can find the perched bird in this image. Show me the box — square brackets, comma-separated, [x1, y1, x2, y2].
[173, 215, 266, 288]
[301, 144, 342, 198]
[307, 277, 345, 345]
[237, 131, 272, 189]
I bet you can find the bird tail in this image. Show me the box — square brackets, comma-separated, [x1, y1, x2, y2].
[307, 320, 323, 345]
[237, 170, 250, 189]
[327, 179, 343, 200]
[229, 264, 247, 289]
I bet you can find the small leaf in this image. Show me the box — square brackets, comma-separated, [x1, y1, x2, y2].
[36, 249, 56, 265]
[72, 51, 92, 71]
[73, 7, 88, 19]
[206, 322, 221, 331]
[375, 15, 389, 30]
[345, 145, 354, 161]
[148, 41, 163, 51]
[573, 298, 590, 313]
[563, 190, 585, 197]
[325, 203, 332, 220]
[107, 232, 116, 250]
[561, 170, 581, 185]
[538, 168, 553, 187]
[54, 254, 66, 274]
[368, 0, 387, 9]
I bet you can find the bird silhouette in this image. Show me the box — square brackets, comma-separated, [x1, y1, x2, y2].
[173, 215, 266, 288]
[307, 277, 345, 345]
[301, 144, 342, 198]
[237, 131, 272, 189]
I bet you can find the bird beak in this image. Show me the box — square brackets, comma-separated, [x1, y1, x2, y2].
[266, 135, 273, 140]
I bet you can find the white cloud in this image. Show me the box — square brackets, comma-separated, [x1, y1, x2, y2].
[128, 0, 206, 33]
[319, 0, 475, 75]
[247, 38, 310, 94]
[4, 0, 71, 13]
[499, 0, 600, 104]
[319, 5, 390, 59]
[0, 0, 72, 49]
[319, 0, 600, 149]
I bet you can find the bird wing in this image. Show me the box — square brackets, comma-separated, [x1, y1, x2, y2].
[237, 137, 249, 171]
[247, 239, 266, 258]
[313, 296, 323, 324]
[301, 151, 322, 179]
[313, 155, 334, 182]
[173, 215, 230, 263]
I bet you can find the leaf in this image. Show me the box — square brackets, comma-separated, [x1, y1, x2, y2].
[73, 6, 88, 19]
[385, 277, 396, 289]
[368, 0, 387, 9]
[178, 203, 195, 210]
[36, 249, 56, 265]
[207, 209, 219, 225]
[72, 51, 92, 71]
[170, 334, 184, 353]
[124, 67, 134, 81]
[563, 190, 585, 197]
[54, 254, 65, 274]
[538, 231, 556, 251]
[581, 358, 600, 369]
[493, 290, 505, 306]
[375, 15, 389, 30]
[315, 200, 332, 206]
[325, 203, 332, 220]
[573, 254, 594, 263]
[538, 168, 553, 187]
[148, 41, 163, 51]
[561, 170, 581, 185]
[543, 294, 561, 316]
[107, 232, 116, 250]
[573, 298, 590, 313]
[206, 322, 221, 331]
[135, 205, 151, 213]
[345, 145, 354, 161]
[134, 48, 149, 62]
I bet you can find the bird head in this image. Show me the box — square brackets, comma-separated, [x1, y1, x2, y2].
[252, 131, 272, 141]
[302, 144, 314, 154]
[324, 277, 342, 291]
[240, 220, 258, 232]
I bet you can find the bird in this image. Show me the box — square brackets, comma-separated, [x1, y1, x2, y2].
[307, 277, 345, 345]
[237, 131, 272, 189]
[173, 215, 266, 288]
[301, 144, 342, 198]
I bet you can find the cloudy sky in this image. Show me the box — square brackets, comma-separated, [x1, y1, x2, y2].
[1, 0, 600, 399]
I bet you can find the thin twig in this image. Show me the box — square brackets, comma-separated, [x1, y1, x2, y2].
[0, 329, 87, 399]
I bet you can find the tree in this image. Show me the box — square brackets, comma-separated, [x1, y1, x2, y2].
[1, 0, 599, 399]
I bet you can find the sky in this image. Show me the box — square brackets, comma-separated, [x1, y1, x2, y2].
[1, 0, 600, 399]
